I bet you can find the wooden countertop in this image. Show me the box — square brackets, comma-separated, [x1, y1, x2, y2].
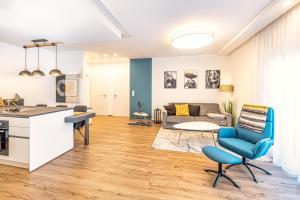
[0, 106, 73, 118]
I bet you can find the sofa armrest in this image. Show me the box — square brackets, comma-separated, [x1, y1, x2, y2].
[252, 138, 273, 158]
[218, 127, 237, 139]
[221, 112, 232, 127]
[162, 107, 168, 128]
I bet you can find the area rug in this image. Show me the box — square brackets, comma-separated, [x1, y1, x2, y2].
[152, 128, 218, 154]
[152, 128, 273, 162]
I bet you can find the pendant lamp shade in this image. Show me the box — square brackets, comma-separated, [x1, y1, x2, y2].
[32, 46, 45, 77]
[49, 44, 63, 76]
[19, 47, 32, 76]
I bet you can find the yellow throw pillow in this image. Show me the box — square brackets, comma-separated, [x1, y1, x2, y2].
[175, 104, 189, 116]
[0, 97, 4, 107]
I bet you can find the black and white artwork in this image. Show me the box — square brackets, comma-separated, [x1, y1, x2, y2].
[164, 71, 177, 88]
[56, 74, 80, 103]
[184, 70, 198, 89]
[205, 70, 220, 89]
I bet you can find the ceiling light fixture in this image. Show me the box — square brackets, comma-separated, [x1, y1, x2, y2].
[19, 47, 32, 77]
[104, 54, 108, 57]
[32, 46, 45, 77]
[113, 53, 117, 57]
[171, 27, 214, 49]
[49, 43, 63, 76]
[282, 0, 294, 7]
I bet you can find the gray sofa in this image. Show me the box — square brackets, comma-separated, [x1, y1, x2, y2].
[162, 103, 232, 129]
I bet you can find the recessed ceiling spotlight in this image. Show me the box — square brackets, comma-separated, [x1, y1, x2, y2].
[171, 26, 214, 49]
[104, 54, 108, 57]
[282, 0, 294, 7]
[113, 53, 117, 57]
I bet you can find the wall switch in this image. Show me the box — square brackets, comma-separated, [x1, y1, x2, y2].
[132, 90, 135, 96]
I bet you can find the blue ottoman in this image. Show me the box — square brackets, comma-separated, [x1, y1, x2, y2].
[203, 146, 241, 188]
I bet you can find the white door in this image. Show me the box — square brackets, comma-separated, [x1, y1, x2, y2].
[91, 77, 108, 115]
[91, 75, 129, 117]
[112, 75, 129, 116]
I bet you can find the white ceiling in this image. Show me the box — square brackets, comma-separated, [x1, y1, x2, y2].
[0, 0, 297, 59]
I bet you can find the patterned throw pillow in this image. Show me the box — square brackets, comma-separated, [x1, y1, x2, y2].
[175, 104, 189, 116]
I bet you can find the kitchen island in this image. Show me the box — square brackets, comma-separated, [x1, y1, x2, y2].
[0, 106, 74, 172]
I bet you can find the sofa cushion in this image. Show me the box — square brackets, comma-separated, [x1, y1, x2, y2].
[167, 116, 195, 123]
[189, 105, 200, 116]
[199, 103, 220, 116]
[207, 113, 226, 119]
[164, 104, 176, 115]
[193, 116, 227, 126]
[170, 103, 220, 116]
[218, 138, 255, 158]
[175, 104, 189, 116]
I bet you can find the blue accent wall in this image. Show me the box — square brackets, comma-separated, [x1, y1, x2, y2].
[130, 58, 152, 119]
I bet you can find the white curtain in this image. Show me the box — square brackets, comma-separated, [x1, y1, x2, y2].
[253, 3, 300, 182]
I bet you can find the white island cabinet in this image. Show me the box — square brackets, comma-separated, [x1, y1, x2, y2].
[0, 107, 73, 172]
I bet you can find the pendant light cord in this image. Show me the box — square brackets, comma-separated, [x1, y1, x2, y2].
[37, 46, 40, 70]
[55, 44, 58, 69]
[24, 48, 27, 70]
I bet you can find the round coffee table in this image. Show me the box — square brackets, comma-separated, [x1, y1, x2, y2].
[173, 121, 220, 146]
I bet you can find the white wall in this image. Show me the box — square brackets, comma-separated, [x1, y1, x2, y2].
[0, 42, 84, 106]
[152, 55, 232, 113]
[86, 62, 129, 77]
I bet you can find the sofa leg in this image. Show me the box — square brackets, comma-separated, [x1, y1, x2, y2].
[247, 163, 272, 175]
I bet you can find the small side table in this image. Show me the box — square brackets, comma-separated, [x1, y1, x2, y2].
[131, 112, 151, 126]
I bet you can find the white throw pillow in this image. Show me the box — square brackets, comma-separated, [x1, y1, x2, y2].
[207, 113, 226, 119]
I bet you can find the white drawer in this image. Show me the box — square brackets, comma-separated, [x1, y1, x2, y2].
[9, 127, 30, 138]
[9, 118, 29, 128]
[9, 137, 29, 163]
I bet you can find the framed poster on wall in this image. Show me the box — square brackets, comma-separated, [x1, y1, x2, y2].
[56, 74, 80, 103]
[184, 70, 198, 89]
[205, 70, 220, 89]
[164, 71, 177, 88]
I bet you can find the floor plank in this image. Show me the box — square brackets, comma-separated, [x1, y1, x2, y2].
[0, 116, 299, 200]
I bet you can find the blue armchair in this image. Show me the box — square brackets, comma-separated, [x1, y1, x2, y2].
[218, 106, 274, 182]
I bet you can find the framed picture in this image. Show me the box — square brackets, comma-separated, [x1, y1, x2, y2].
[56, 74, 80, 103]
[184, 70, 198, 89]
[205, 70, 220, 89]
[164, 71, 177, 88]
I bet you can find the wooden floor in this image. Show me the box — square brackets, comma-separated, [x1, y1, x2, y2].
[0, 116, 299, 200]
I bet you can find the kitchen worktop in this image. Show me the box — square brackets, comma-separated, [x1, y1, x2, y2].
[0, 106, 73, 118]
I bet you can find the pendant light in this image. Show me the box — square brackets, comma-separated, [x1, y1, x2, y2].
[19, 47, 32, 76]
[32, 46, 45, 77]
[49, 43, 63, 76]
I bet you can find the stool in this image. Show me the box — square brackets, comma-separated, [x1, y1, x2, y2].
[202, 146, 241, 188]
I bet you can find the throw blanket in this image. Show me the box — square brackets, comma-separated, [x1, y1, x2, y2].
[239, 104, 268, 133]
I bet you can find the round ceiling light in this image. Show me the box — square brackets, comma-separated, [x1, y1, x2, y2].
[171, 27, 214, 50]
